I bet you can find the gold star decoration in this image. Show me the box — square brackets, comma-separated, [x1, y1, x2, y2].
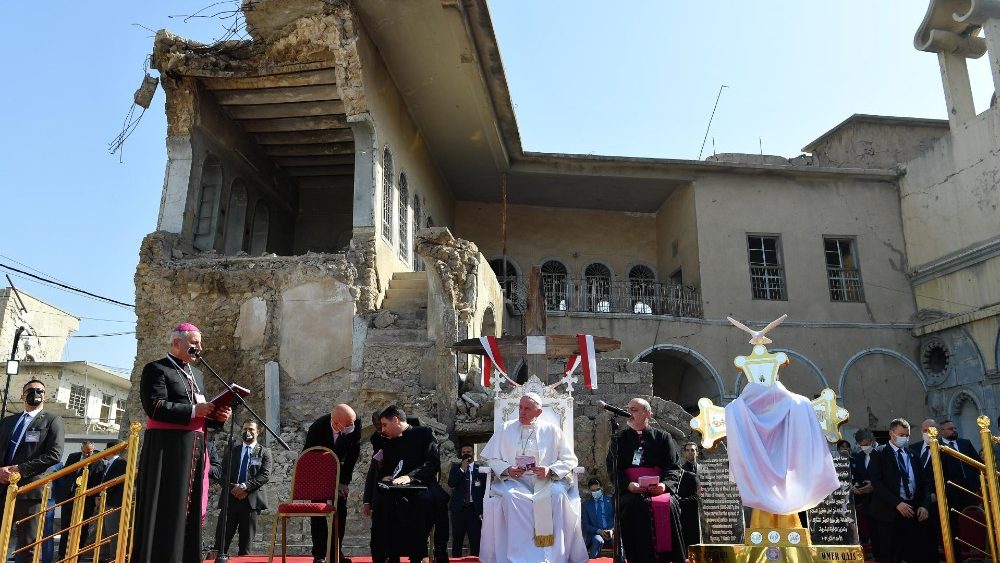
[690, 398, 728, 449]
[811, 388, 850, 443]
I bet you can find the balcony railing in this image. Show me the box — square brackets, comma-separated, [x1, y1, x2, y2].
[498, 276, 703, 318]
[827, 267, 864, 302]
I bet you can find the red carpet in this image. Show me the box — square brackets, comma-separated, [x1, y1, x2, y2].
[205, 557, 615, 562]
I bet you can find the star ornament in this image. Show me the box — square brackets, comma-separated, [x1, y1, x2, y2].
[811, 388, 850, 443]
[690, 397, 727, 449]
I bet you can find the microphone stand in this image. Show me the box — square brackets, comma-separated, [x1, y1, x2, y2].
[609, 416, 625, 563]
[194, 351, 290, 563]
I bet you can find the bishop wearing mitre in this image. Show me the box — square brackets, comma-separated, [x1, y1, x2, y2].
[480, 392, 588, 563]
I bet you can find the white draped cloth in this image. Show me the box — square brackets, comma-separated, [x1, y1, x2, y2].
[724, 381, 839, 514]
[480, 419, 588, 563]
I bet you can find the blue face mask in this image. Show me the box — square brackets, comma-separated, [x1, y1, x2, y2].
[592, 489, 603, 500]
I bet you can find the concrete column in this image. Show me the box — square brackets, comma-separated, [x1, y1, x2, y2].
[938, 51, 977, 127]
[985, 18, 1000, 104]
[264, 361, 280, 443]
[348, 113, 376, 228]
[156, 136, 194, 234]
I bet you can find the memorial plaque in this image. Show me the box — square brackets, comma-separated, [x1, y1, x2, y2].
[807, 454, 859, 545]
[698, 449, 746, 544]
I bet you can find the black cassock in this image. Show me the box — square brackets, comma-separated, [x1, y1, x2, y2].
[131, 356, 219, 563]
[607, 426, 686, 563]
[371, 425, 439, 562]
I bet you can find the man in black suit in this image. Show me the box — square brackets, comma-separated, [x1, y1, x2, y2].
[56, 441, 96, 560]
[938, 419, 982, 508]
[96, 439, 127, 563]
[0, 379, 65, 563]
[908, 419, 943, 562]
[870, 418, 930, 563]
[851, 428, 880, 558]
[447, 443, 485, 557]
[215, 420, 271, 556]
[678, 441, 702, 548]
[304, 403, 361, 563]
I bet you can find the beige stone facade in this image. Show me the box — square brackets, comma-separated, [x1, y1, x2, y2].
[132, 0, 1000, 554]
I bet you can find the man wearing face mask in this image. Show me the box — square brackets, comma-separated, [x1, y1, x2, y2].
[215, 420, 271, 556]
[581, 477, 614, 559]
[869, 418, 930, 563]
[677, 442, 702, 548]
[447, 444, 485, 557]
[850, 428, 880, 559]
[304, 403, 360, 563]
[0, 379, 64, 563]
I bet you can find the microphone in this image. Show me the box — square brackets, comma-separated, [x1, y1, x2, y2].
[598, 401, 630, 418]
[187, 346, 201, 358]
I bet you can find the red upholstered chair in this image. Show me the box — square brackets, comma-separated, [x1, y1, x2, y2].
[268, 446, 341, 563]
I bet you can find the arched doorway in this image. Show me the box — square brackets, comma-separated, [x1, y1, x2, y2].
[952, 391, 982, 439]
[635, 345, 723, 414]
[839, 349, 925, 432]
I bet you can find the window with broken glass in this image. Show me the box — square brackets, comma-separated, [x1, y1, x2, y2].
[398, 173, 409, 262]
[584, 262, 613, 312]
[541, 260, 568, 311]
[747, 235, 786, 300]
[628, 265, 656, 314]
[381, 147, 393, 243]
[69, 384, 89, 418]
[825, 238, 864, 302]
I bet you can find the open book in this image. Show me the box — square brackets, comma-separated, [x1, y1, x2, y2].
[209, 384, 251, 409]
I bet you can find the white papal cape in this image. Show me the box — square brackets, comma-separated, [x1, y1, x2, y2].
[724, 381, 839, 514]
[480, 419, 588, 563]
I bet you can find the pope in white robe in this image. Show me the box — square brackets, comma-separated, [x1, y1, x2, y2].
[480, 392, 588, 563]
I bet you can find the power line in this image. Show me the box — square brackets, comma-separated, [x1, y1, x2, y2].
[34, 332, 136, 338]
[0, 263, 134, 309]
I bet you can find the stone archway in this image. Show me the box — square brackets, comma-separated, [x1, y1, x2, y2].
[634, 344, 724, 414]
[839, 348, 926, 430]
[951, 390, 983, 438]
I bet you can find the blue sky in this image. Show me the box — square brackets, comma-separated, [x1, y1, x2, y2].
[0, 1, 993, 372]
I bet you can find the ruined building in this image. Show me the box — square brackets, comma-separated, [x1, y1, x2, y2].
[131, 0, 1000, 553]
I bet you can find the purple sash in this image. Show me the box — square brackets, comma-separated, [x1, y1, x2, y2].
[625, 467, 672, 553]
[145, 417, 210, 522]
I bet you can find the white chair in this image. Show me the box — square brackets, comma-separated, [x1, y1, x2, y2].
[478, 374, 586, 491]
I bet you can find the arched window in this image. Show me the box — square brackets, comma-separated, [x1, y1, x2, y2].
[629, 264, 656, 314]
[249, 201, 270, 255]
[398, 173, 409, 262]
[540, 260, 568, 311]
[584, 262, 612, 313]
[194, 155, 223, 250]
[412, 193, 423, 270]
[223, 179, 248, 256]
[489, 258, 519, 301]
[381, 147, 393, 242]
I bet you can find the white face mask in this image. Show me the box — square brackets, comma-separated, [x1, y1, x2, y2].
[340, 423, 355, 435]
[592, 489, 603, 500]
[860, 445, 873, 454]
[894, 435, 909, 448]
[923, 432, 932, 444]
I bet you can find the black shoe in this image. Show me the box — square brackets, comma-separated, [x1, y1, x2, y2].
[313, 558, 326, 563]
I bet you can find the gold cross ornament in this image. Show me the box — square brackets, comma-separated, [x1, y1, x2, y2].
[811, 388, 850, 443]
[689, 398, 727, 449]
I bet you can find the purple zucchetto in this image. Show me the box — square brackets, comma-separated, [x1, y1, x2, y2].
[174, 323, 200, 333]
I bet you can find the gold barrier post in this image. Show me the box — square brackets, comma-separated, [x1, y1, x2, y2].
[92, 490, 108, 562]
[67, 466, 90, 563]
[31, 482, 51, 563]
[118, 422, 142, 563]
[978, 415, 1000, 558]
[979, 471, 997, 562]
[929, 427, 955, 563]
[0, 473, 21, 561]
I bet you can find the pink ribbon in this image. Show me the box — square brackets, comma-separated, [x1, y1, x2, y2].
[145, 417, 210, 521]
[625, 467, 672, 552]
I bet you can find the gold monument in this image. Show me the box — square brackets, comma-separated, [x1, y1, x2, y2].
[688, 316, 862, 563]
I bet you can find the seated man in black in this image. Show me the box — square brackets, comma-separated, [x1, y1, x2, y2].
[370, 406, 440, 563]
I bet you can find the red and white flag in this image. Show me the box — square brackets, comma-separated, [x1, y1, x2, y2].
[479, 335, 506, 387]
[576, 334, 598, 389]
